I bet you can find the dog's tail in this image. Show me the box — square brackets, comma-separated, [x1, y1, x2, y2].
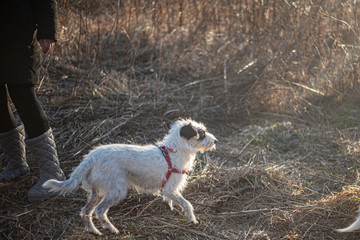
[337, 212, 360, 232]
[43, 156, 93, 196]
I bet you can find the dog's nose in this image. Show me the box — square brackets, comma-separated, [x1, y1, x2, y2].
[214, 140, 218, 144]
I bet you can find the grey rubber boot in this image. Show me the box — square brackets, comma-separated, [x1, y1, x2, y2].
[0, 125, 30, 182]
[26, 128, 65, 202]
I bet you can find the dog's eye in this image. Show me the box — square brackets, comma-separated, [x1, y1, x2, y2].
[198, 130, 206, 140]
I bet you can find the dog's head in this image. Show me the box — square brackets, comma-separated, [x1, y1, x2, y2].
[173, 119, 217, 153]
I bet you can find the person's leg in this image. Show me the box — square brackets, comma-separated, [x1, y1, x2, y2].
[6, 84, 65, 201]
[6, 84, 49, 138]
[0, 85, 17, 132]
[0, 85, 30, 182]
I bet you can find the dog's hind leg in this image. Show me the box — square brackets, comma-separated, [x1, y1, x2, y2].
[163, 191, 198, 224]
[80, 191, 104, 235]
[94, 182, 128, 234]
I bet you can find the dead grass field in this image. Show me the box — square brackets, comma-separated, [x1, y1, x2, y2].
[2, 0, 360, 239]
[4, 94, 360, 240]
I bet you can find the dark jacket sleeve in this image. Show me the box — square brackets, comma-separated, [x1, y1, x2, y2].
[32, 0, 59, 41]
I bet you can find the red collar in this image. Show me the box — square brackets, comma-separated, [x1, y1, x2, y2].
[158, 146, 186, 187]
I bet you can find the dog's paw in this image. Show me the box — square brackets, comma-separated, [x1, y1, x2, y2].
[168, 200, 174, 211]
[188, 215, 198, 224]
[109, 226, 120, 234]
[88, 228, 102, 236]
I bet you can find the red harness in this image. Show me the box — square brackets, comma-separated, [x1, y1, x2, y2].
[158, 146, 186, 187]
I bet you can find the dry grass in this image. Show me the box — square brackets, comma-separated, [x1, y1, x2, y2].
[2, 0, 360, 239]
[3, 104, 360, 239]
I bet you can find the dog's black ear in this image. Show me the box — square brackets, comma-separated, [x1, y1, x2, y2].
[180, 123, 197, 140]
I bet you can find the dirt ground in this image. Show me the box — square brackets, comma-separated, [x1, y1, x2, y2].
[2, 92, 360, 239]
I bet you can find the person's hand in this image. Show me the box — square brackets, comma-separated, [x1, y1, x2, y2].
[39, 39, 55, 54]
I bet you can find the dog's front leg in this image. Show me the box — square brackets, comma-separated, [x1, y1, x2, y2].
[163, 191, 198, 224]
[162, 196, 174, 210]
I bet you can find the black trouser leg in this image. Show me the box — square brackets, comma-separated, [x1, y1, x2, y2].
[5, 84, 50, 138]
[0, 85, 17, 133]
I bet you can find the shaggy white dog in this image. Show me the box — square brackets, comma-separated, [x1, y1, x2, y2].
[43, 119, 217, 235]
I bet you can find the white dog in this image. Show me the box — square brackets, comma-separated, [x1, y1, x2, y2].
[43, 119, 217, 235]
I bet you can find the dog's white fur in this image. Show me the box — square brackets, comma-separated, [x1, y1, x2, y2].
[43, 119, 217, 235]
[337, 211, 360, 233]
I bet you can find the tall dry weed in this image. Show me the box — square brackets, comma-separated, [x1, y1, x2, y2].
[51, 0, 360, 119]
